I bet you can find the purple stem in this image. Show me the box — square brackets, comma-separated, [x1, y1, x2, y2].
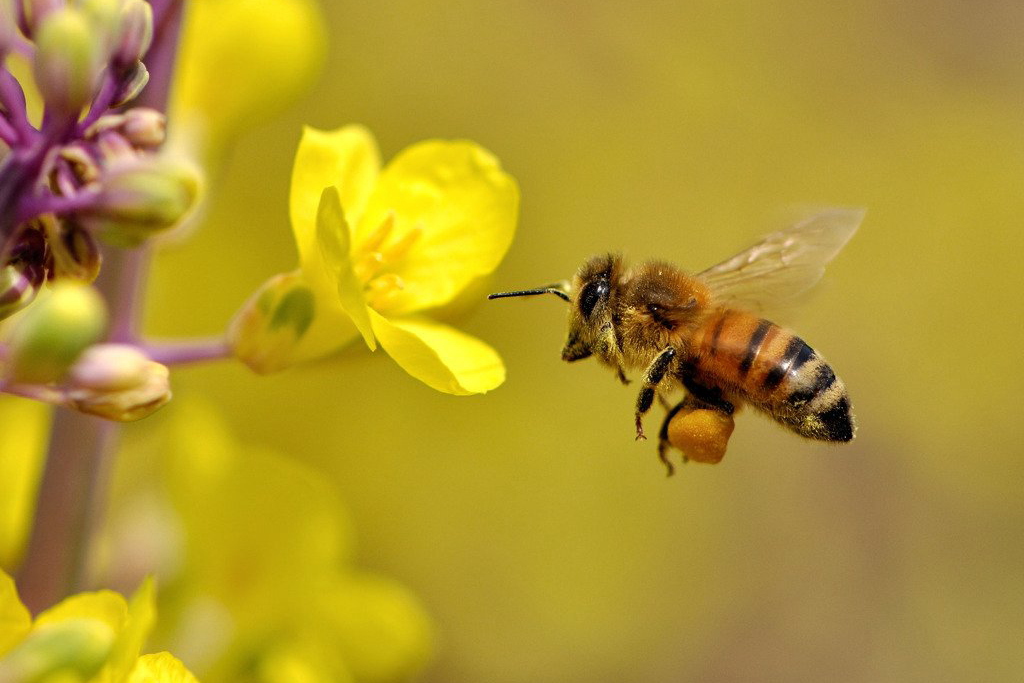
[106, 246, 150, 344]
[14, 0, 187, 613]
[134, 0, 184, 114]
[0, 115, 17, 146]
[0, 69, 36, 143]
[77, 71, 120, 134]
[15, 188, 100, 224]
[143, 337, 232, 366]
[15, 411, 119, 614]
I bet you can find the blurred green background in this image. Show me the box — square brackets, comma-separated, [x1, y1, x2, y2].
[144, 1, 1023, 680]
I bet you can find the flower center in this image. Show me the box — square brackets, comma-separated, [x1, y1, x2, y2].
[352, 211, 422, 310]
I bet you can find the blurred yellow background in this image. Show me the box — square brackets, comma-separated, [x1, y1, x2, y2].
[142, 1, 1023, 680]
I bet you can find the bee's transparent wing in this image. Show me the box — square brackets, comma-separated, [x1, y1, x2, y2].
[697, 208, 864, 312]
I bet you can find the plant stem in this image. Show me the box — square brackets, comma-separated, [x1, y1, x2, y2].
[144, 337, 232, 366]
[13, 0, 185, 613]
[14, 412, 118, 614]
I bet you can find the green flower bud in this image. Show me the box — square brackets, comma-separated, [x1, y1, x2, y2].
[78, 0, 121, 53]
[230, 272, 316, 374]
[66, 344, 171, 421]
[80, 156, 201, 246]
[32, 7, 103, 117]
[18, 0, 64, 38]
[112, 0, 152, 69]
[6, 283, 107, 384]
[0, 617, 114, 683]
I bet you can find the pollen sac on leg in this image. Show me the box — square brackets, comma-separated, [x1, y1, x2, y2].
[666, 406, 735, 464]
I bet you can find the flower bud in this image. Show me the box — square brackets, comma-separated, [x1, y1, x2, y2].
[0, 2, 16, 55]
[5, 282, 107, 384]
[45, 220, 102, 283]
[78, 0, 121, 54]
[112, 0, 151, 69]
[18, 0, 64, 38]
[65, 344, 171, 421]
[0, 617, 114, 683]
[32, 6, 103, 117]
[0, 228, 48, 320]
[120, 107, 165, 148]
[666, 406, 735, 464]
[230, 272, 316, 374]
[79, 155, 200, 246]
[0, 263, 41, 321]
[110, 61, 149, 107]
[83, 108, 164, 149]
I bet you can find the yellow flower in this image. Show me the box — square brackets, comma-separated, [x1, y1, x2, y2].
[0, 571, 199, 683]
[0, 398, 49, 570]
[99, 402, 434, 683]
[234, 125, 519, 395]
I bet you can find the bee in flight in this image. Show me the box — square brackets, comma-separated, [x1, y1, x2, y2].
[489, 208, 863, 474]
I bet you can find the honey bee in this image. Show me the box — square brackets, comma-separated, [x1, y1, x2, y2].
[489, 208, 863, 473]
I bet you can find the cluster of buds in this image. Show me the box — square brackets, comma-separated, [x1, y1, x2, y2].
[0, 283, 170, 420]
[0, 0, 194, 419]
[0, 0, 199, 319]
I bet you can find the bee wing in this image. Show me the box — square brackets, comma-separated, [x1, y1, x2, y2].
[697, 208, 864, 312]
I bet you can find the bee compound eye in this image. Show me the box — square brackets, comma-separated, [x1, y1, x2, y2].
[579, 279, 609, 319]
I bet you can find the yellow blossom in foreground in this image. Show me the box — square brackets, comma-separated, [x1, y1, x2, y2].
[233, 125, 519, 394]
[98, 403, 433, 683]
[0, 398, 49, 570]
[0, 571, 198, 683]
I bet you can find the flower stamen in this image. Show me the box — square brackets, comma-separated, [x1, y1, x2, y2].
[358, 210, 395, 255]
[366, 273, 405, 310]
[353, 251, 384, 282]
[381, 223, 422, 264]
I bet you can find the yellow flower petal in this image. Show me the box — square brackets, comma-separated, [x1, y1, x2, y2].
[35, 591, 128, 633]
[358, 141, 518, 315]
[172, 0, 326, 151]
[368, 311, 505, 395]
[319, 573, 433, 683]
[0, 397, 50, 569]
[126, 652, 200, 683]
[291, 126, 380, 272]
[0, 570, 31, 656]
[316, 187, 375, 349]
[107, 579, 156, 683]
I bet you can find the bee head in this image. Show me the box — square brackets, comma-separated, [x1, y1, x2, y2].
[561, 254, 622, 362]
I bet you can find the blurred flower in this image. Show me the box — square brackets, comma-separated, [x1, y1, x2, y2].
[170, 0, 326, 158]
[232, 125, 519, 395]
[0, 397, 49, 570]
[100, 403, 433, 683]
[0, 570, 198, 683]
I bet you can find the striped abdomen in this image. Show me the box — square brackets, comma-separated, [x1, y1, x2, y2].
[688, 309, 854, 442]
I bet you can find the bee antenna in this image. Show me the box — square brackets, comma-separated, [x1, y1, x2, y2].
[488, 283, 570, 303]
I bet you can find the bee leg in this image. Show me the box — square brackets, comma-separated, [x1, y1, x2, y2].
[679, 375, 736, 415]
[657, 399, 689, 476]
[634, 346, 677, 441]
[593, 323, 630, 385]
[658, 392, 736, 475]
